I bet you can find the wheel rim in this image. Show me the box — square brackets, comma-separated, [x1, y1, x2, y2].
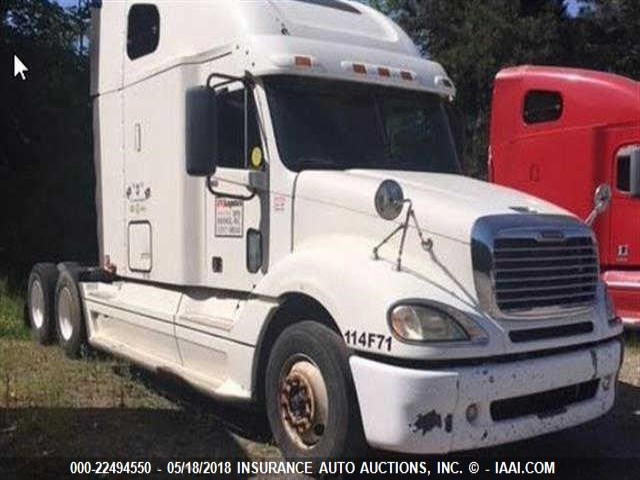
[57, 287, 74, 341]
[278, 355, 329, 450]
[30, 280, 45, 329]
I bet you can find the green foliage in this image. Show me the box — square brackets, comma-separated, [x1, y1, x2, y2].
[0, 279, 27, 340]
[375, 1, 570, 177]
[573, 0, 640, 77]
[371, 0, 640, 178]
[2, 0, 640, 291]
[0, 1, 95, 289]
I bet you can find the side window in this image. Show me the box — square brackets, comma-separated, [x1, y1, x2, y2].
[217, 89, 261, 169]
[127, 4, 160, 60]
[616, 146, 635, 193]
[523, 91, 563, 124]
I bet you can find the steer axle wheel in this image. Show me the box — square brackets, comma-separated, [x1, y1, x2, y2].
[266, 321, 366, 459]
[279, 357, 329, 449]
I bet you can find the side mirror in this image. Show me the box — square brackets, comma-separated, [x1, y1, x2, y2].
[374, 180, 405, 220]
[630, 148, 640, 197]
[185, 86, 218, 176]
[585, 184, 612, 226]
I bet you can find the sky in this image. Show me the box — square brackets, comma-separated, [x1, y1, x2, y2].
[55, 0, 583, 17]
[566, 0, 580, 16]
[56, 0, 80, 7]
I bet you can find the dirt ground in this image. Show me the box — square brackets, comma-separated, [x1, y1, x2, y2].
[1, 278, 640, 468]
[0, 335, 638, 462]
[0, 340, 280, 460]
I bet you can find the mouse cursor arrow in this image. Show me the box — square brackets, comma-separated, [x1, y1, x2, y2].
[14, 55, 28, 80]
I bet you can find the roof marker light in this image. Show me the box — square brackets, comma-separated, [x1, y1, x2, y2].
[353, 63, 367, 75]
[400, 70, 414, 81]
[294, 56, 312, 68]
[378, 67, 391, 78]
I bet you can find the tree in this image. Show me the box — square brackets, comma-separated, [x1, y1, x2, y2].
[371, 1, 570, 177]
[0, 1, 94, 288]
[573, 0, 640, 78]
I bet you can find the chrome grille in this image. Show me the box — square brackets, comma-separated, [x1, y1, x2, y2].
[493, 236, 598, 312]
[472, 214, 600, 319]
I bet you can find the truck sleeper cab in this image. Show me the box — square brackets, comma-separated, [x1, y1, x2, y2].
[26, 1, 622, 458]
[490, 66, 640, 328]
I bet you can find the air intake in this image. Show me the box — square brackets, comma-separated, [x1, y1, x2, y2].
[472, 215, 599, 319]
[494, 236, 598, 312]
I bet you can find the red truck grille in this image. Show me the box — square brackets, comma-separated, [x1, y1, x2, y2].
[493, 237, 599, 313]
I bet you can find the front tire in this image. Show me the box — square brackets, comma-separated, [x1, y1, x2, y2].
[54, 268, 86, 358]
[27, 263, 59, 344]
[265, 321, 365, 459]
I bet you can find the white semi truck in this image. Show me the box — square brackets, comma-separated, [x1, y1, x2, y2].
[26, 0, 623, 458]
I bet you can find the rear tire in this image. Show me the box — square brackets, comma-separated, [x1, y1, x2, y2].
[54, 268, 87, 358]
[27, 263, 59, 344]
[265, 321, 366, 459]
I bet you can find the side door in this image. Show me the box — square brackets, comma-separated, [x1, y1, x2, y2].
[205, 86, 268, 291]
[607, 132, 640, 267]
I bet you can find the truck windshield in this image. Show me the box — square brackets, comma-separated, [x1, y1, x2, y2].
[264, 76, 460, 173]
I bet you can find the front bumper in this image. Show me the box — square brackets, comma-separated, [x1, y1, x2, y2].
[603, 270, 640, 328]
[349, 338, 622, 454]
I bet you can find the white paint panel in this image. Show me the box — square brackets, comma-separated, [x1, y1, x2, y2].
[94, 0, 126, 94]
[122, 62, 206, 285]
[85, 301, 180, 365]
[206, 168, 263, 291]
[81, 282, 182, 367]
[350, 340, 621, 454]
[128, 222, 152, 271]
[94, 93, 125, 269]
[177, 289, 241, 333]
[174, 326, 227, 384]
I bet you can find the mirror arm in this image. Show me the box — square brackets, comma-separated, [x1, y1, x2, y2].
[202, 71, 263, 199]
[206, 71, 256, 91]
[585, 184, 612, 226]
[585, 210, 598, 227]
[206, 171, 266, 200]
[206, 177, 256, 201]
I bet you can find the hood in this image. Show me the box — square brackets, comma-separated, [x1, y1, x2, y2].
[294, 170, 573, 243]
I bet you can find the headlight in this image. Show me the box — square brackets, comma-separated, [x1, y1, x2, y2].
[388, 303, 488, 344]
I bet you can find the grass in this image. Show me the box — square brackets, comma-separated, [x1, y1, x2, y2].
[0, 279, 279, 459]
[0, 279, 638, 459]
[0, 279, 185, 410]
[620, 331, 640, 385]
[0, 280, 28, 341]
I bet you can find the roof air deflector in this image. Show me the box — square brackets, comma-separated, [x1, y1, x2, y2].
[293, 0, 361, 14]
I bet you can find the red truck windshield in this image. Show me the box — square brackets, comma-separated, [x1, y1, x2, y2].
[265, 76, 460, 174]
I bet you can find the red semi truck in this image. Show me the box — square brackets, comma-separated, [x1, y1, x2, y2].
[490, 65, 640, 327]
